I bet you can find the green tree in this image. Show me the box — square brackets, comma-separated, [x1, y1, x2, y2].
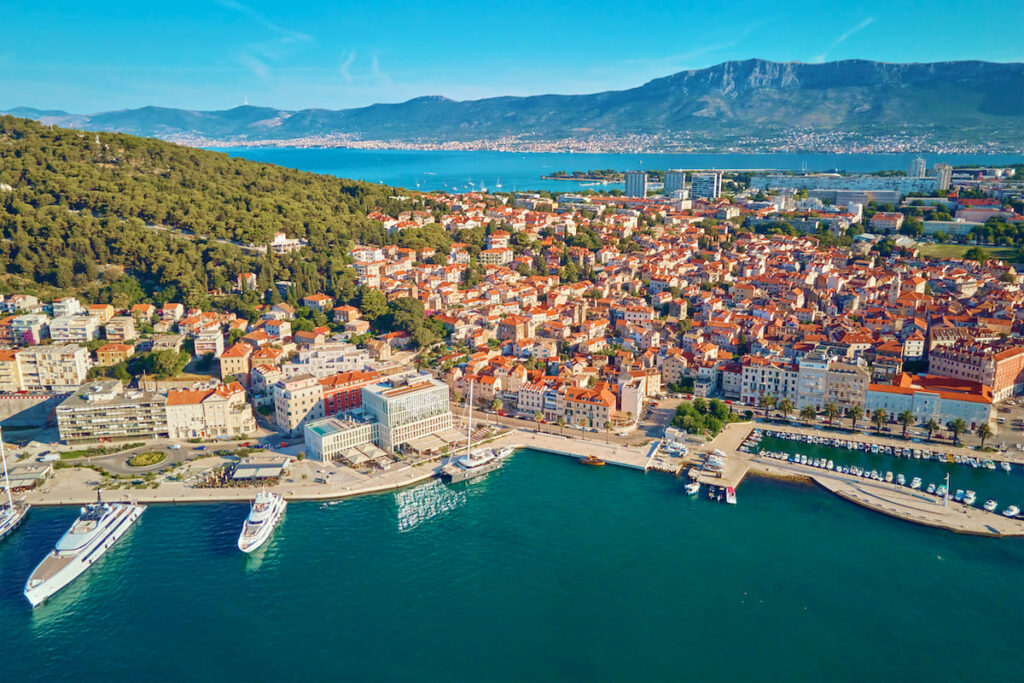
[800, 405, 817, 423]
[824, 402, 841, 427]
[975, 423, 993, 449]
[557, 416, 566, 436]
[359, 289, 388, 322]
[534, 411, 544, 433]
[777, 398, 794, 420]
[757, 394, 776, 419]
[947, 419, 968, 446]
[848, 404, 864, 430]
[898, 410, 916, 438]
[924, 418, 941, 441]
[871, 409, 887, 432]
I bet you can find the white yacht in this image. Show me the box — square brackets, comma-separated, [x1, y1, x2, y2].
[685, 482, 700, 496]
[441, 380, 506, 484]
[0, 429, 29, 542]
[237, 490, 287, 553]
[984, 499, 998, 512]
[964, 490, 977, 506]
[1001, 461, 1012, 472]
[24, 493, 145, 607]
[1003, 505, 1020, 518]
[910, 477, 922, 490]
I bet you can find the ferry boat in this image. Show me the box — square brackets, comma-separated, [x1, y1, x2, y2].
[910, 477, 922, 490]
[579, 455, 606, 467]
[24, 492, 145, 607]
[685, 482, 700, 496]
[1002, 505, 1020, 518]
[984, 499, 998, 512]
[725, 487, 737, 505]
[964, 490, 977, 506]
[0, 430, 29, 542]
[237, 491, 287, 553]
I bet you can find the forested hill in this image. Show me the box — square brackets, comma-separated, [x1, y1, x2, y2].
[0, 115, 410, 315]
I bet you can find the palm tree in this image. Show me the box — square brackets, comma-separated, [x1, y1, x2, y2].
[975, 423, 993, 449]
[848, 404, 864, 430]
[800, 405, 817, 424]
[898, 410, 916, 438]
[534, 411, 544, 433]
[824, 402, 841, 427]
[871, 409, 887, 432]
[603, 421, 612, 444]
[947, 418, 968, 446]
[490, 398, 503, 414]
[757, 394, 776, 419]
[556, 416, 566, 436]
[777, 398, 794, 421]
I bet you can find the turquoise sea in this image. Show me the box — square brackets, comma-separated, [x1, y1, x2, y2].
[209, 148, 1024, 193]
[2, 450, 1023, 682]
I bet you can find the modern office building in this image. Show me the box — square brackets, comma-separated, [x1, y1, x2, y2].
[691, 171, 723, 200]
[624, 171, 647, 198]
[361, 372, 453, 452]
[303, 413, 380, 461]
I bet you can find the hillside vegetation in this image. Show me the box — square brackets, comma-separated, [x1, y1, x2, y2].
[0, 115, 407, 311]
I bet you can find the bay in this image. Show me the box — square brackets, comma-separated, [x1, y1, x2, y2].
[208, 148, 1024, 193]
[2, 450, 1022, 682]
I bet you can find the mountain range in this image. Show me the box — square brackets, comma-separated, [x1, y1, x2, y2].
[6, 59, 1024, 147]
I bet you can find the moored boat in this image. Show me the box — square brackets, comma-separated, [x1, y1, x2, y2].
[984, 499, 998, 512]
[725, 487, 737, 505]
[0, 429, 29, 542]
[580, 455, 605, 466]
[24, 492, 144, 607]
[685, 482, 700, 496]
[1003, 505, 1020, 518]
[964, 490, 976, 506]
[910, 477, 922, 490]
[237, 490, 287, 553]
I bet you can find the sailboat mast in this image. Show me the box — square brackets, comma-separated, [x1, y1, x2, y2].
[466, 380, 474, 458]
[0, 427, 13, 509]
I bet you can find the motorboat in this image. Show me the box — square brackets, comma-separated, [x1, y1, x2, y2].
[953, 489, 965, 503]
[580, 455, 606, 466]
[685, 482, 700, 496]
[725, 487, 737, 505]
[24, 492, 145, 607]
[1002, 505, 1020, 518]
[910, 477, 922, 490]
[1001, 461, 1012, 473]
[984, 499, 998, 512]
[936, 485, 948, 499]
[926, 483, 936, 495]
[964, 490, 977, 506]
[237, 490, 287, 553]
[885, 471, 894, 483]
[896, 474, 906, 486]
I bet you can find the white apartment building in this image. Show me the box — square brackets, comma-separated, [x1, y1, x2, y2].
[281, 343, 373, 380]
[57, 381, 169, 444]
[274, 374, 324, 435]
[740, 357, 798, 406]
[165, 383, 256, 440]
[51, 297, 83, 318]
[624, 171, 648, 198]
[49, 315, 101, 342]
[691, 171, 723, 200]
[194, 329, 225, 358]
[17, 344, 91, 391]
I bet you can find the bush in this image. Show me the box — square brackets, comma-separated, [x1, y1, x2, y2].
[127, 451, 167, 467]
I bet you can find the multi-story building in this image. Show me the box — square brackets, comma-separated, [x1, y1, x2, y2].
[281, 343, 372, 380]
[104, 316, 137, 341]
[866, 374, 993, 430]
[51, 297, 83, 318]
[49, 315, 100, 342]
[927, 345, 1024, 402]
[219, 343, 253, 384]
[908, 156, 927, 179]
[57, 381, 169, 444]
[740, 356, 797, 406]
[664, 170, 686, 196]
[95, 343, 134, 366]
[824, 359, 870, 410]
[274, 374, 324, 435]
[165, 382, 256, 440]
[691, 171, 722, 200]
[320, 370, 380, 416]
[796, 349, 830, 410]
[361, 372, 452, 452]
[10, 313, 49, 345]
[563, 383, 616, 428]
[624, 171, 647, 198]
[0, 350, 22, 392]
[17, 344, 91, 391]
[932, 163, 952, 191]
[194, 329, 225, 358]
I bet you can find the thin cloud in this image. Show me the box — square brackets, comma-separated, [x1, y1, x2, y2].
[213, 0, 313, 44]
[816, 16, 875, 62]
[339, 51, 356, 82]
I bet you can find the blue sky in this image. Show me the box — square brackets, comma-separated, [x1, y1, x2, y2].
[2, 0, 1022, 112]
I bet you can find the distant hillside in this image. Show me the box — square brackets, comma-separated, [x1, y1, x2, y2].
[0, 115, 401, 310]
[7, 59, 1024, 147]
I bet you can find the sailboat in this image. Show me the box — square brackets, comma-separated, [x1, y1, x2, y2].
[0, 427, 29, 542]
[441, 381, 506, 483]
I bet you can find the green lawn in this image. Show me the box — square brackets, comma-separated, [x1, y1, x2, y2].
[918, 243, 1020, 262]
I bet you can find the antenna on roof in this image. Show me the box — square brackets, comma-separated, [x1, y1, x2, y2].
[244, 96, 249, 106]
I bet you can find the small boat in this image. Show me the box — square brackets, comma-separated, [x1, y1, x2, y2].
[910, 477, 922, 490]
[984, 499, 998, 512]
[725, 487, 737, 505]
[685, 482, 700, 496]
[936, 485, 948, 498]
[1002, 505, 1020, 518]
[985, 460, 997, 471]
[926, 483, 936, 494]
[953, 489, 965, 503]
[964, 490, 977, 506]
[896, 474, 906, 486]
[885, 471, 894, 483]
[1001, 461, 1012, 473]
[580, 455, 606, 466]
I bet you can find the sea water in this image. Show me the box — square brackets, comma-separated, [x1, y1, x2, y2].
[208, 148, 1024, 193]
[2, 450, 1022, 682]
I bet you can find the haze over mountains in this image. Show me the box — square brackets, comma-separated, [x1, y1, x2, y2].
[6, 59, 1024, 148]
